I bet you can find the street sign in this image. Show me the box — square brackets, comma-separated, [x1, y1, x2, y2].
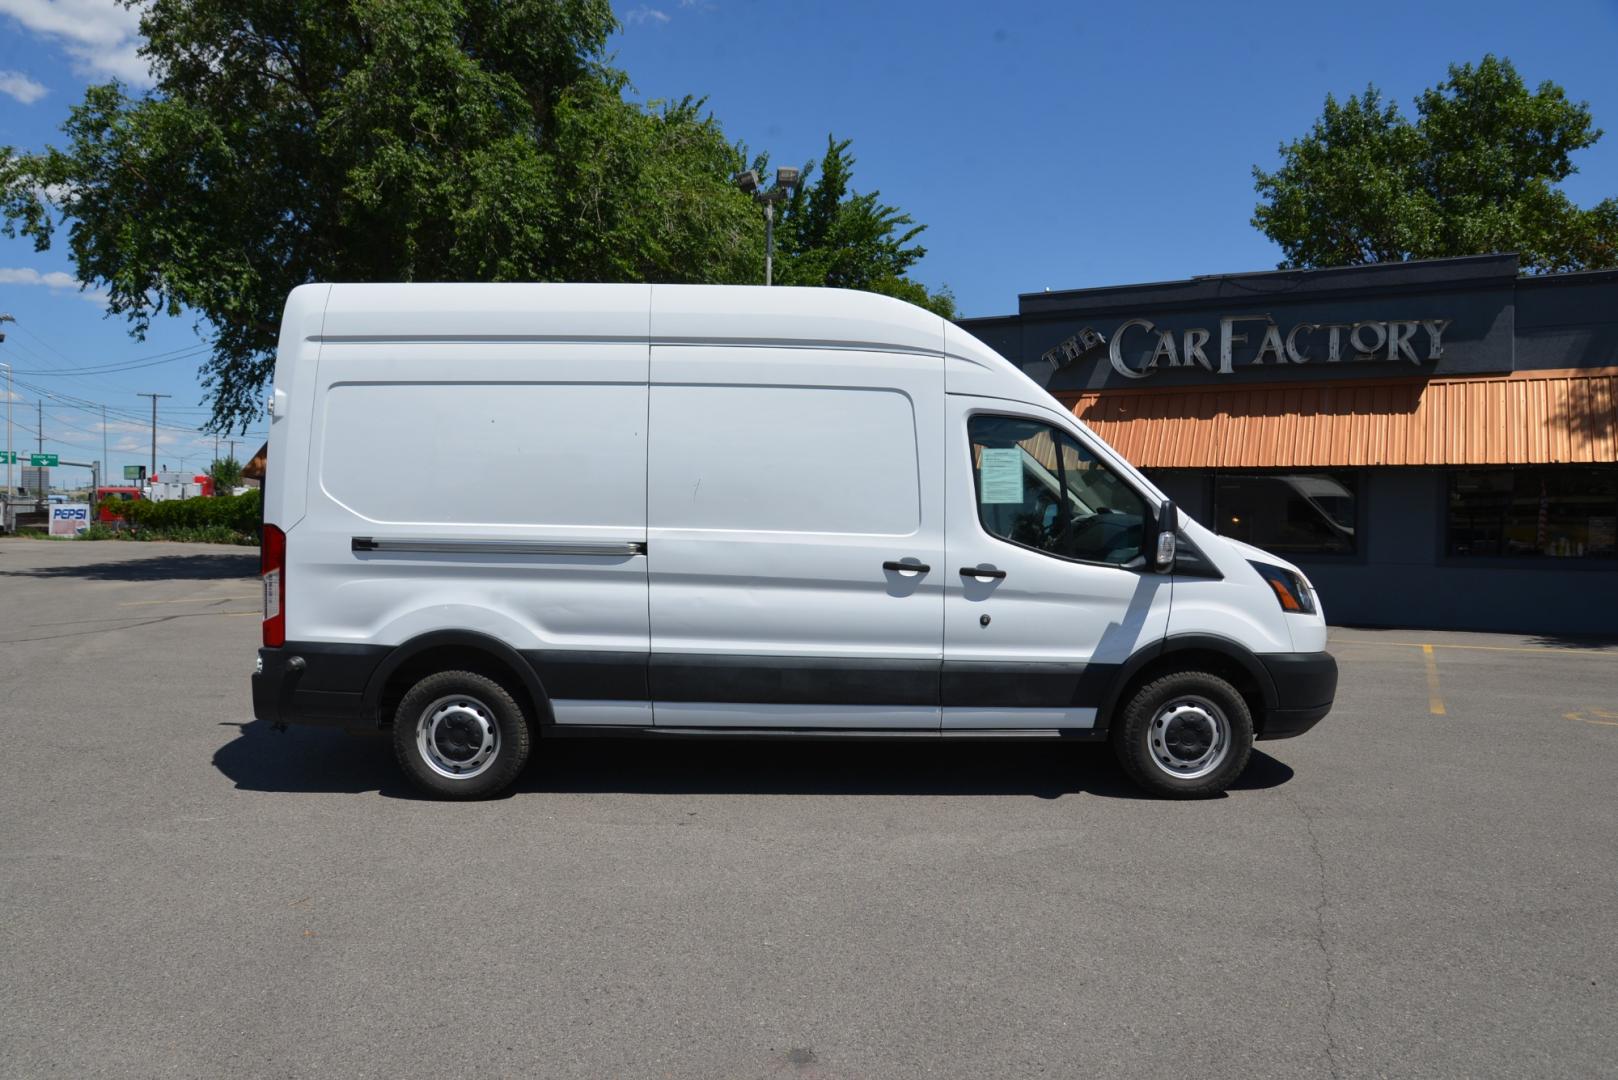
[0, 450, 14, 464]
[123, 465, 145, 481]
[29, 453, 59, 467]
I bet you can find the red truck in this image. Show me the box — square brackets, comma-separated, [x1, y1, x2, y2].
[95, 486, 145, 523]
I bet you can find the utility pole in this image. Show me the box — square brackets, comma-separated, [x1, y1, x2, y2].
[137, 393, 171, 479]
[101, 405, 108, 486]
[36, 400, 44, 498]
[1, 312, 13, 501]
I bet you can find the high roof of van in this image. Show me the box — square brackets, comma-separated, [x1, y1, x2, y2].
[312, 281, 954, 350]
[299, 282, 1012, 373]
[282, 282, 1045, 425]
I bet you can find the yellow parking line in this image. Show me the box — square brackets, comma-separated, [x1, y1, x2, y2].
[1567, 711, 1618, 728]
[1422, 644, 1447, 716]
[1332, 638, 1616, 657]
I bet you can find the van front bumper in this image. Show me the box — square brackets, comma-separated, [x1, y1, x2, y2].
[252, 645, 383, 730]
[1256, 651, 1338, 740]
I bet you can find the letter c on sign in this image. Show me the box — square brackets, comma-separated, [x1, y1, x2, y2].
[1108, 319, 1156, 379]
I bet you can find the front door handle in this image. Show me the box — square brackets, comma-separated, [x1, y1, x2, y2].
[960, 566, 1007, 580]
[883, 560, 930, 573]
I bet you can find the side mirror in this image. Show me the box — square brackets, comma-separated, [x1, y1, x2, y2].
[1153, 500, 1177, 572]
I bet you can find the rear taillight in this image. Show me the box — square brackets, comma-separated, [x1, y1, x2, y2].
[261, 524, 286, 647]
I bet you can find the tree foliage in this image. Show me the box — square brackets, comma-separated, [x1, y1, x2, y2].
[207, 456, 243, 493]
[769, 136, 955, 318]
[1253, 55, 1618, 273]
[3, 1, 953, 430]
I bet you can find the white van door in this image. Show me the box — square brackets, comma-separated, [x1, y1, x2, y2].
[646, 345, 945, 728]
[941, 396, 1171, 729]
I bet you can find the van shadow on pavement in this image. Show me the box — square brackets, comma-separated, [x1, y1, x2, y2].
[0, 552, 257, 582]
[213, 720, 1295, 801]
[1524, 633, 1618, 651]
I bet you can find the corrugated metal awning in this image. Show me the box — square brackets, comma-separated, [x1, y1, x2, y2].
[1059, 368, 1618, 469]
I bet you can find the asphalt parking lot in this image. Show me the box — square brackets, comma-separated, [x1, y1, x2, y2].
[1, 538, 1615, 1080]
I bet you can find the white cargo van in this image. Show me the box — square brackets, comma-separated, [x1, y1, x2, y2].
[252, 284, 1336, 799]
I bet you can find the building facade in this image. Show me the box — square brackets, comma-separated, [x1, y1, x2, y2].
[958, 254, 1618, 635]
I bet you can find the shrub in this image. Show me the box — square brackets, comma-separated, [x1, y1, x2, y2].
[93, 490, 262, 541]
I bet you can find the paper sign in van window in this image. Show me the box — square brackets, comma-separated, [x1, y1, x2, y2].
[979, 448, 1025, 504]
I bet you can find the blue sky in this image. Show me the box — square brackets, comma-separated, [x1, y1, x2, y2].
[2, 0, 1616, 485]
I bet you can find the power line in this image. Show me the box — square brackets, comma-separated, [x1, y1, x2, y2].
[3, 347, 212, 376]
[11, 378, 263, 435]
[6, 415, 105, 457]
[11, 321, 214, 371]
[18, 386, 187, 431]
[0, 322, 219, 407]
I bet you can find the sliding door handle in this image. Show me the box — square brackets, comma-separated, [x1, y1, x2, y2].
[882, 560, 930, 573]
[960, 566, 1007, 580]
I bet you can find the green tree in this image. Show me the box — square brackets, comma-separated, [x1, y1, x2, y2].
[3, 4, 958, 431]
[208, 456, 243, 494]
[768, 136, 955, 318]
[1253, 55, 1618, 273]
[1, 0, 761, 430]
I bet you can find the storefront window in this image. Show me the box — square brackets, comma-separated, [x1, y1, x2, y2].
[1213, 473, 1358, 555]
[1447, 468, 1618, 559]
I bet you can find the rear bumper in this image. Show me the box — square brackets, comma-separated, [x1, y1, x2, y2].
[1255, 651, 1338, 740]
[252, 645, 385, 730]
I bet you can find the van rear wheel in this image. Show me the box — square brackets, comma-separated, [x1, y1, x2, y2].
[392, 670, 531, 799]
[1110, 670, 1253, 798]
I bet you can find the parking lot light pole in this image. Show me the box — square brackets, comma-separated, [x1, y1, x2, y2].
[733, 167, 800, 286]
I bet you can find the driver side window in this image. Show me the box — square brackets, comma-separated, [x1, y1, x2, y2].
[968, 415, 1148, 565]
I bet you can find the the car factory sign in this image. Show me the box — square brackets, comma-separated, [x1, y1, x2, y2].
[1043, 315, 1455, 380]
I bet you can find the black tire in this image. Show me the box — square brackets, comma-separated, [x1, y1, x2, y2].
[1109, 670, 1254, 798]
[392, 670, 532, 800]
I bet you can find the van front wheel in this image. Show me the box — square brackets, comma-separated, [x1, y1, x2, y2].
[1110, 671, 1253, 798]
[393, 670, 532, 799]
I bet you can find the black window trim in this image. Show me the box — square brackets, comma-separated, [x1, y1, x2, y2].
[1439, 465, 1618, 566]
[965, 408, 1156, 572]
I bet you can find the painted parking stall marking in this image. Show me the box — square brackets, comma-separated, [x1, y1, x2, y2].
[1422, 644, 1446, 716]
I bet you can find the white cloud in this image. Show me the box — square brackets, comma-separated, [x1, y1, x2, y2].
[112, 432, 179, 454]
[100, 419, 149, 436]
[0, 69, 47, 103]
[624, 5, 670, 24]
[0, 0, 150, 86]
[0, 266, 110, 305]
[0, 267, 77, 289]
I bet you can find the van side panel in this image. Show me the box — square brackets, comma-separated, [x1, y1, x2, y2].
[645, 344, 947, 728]
[286, 324, 651, 706]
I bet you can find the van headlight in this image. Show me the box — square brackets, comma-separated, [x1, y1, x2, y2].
[1250, 561, 1316, 615]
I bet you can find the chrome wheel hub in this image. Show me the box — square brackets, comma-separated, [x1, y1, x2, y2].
[417, 695, 499, 780]
[1148, 696, 1230, 780]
